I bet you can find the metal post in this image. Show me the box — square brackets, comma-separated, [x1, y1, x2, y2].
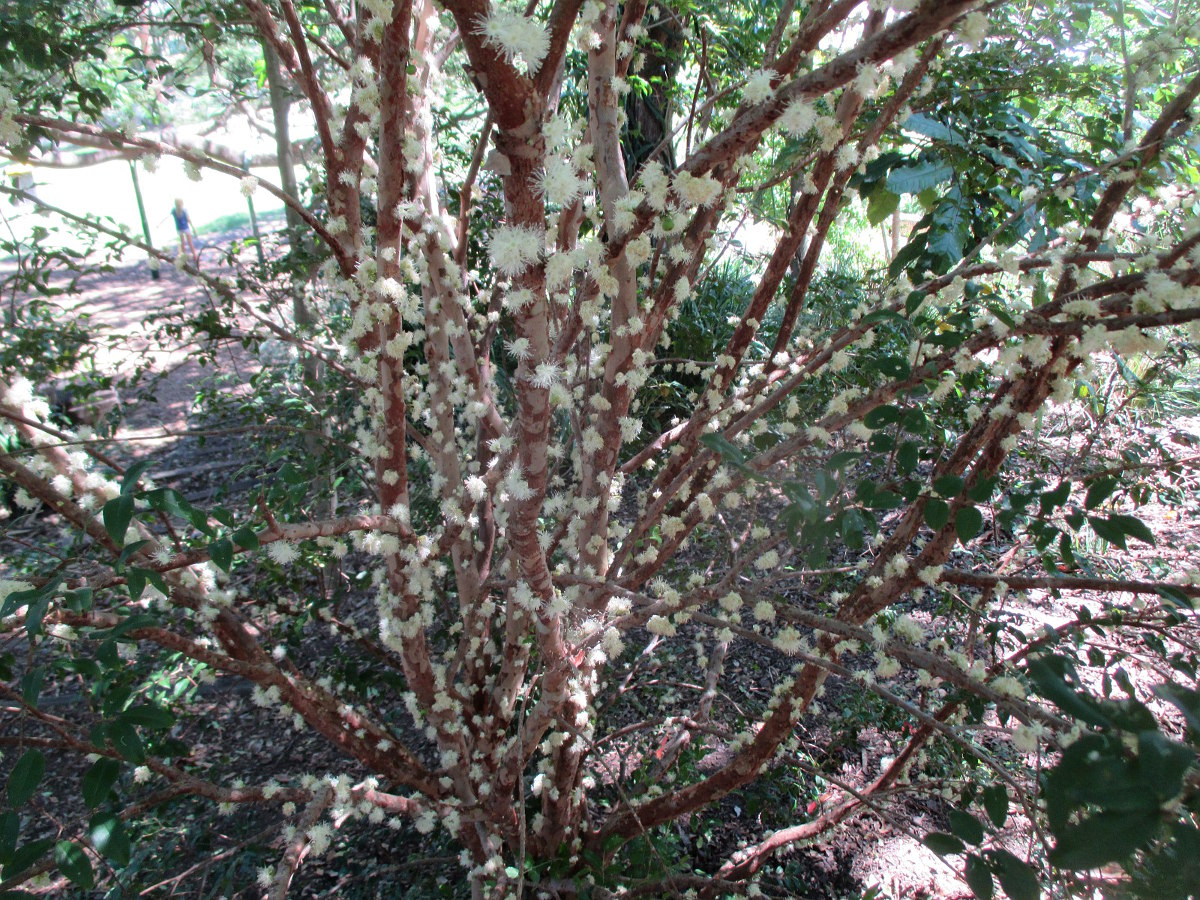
[128, 160, 160, 280]
[243, 157, 266, 267]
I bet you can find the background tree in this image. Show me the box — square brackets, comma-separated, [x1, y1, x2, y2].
[2, 1, 1200, 897]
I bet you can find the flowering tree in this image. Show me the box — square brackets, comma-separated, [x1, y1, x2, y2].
[3, 0, 1200, 896]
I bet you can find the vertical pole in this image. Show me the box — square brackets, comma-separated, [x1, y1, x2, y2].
[128, 160, 160, 280]
[243, 156, 267, 267]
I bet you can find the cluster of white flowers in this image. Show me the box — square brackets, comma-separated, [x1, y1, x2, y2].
[778, 98, 817, 137]
[742, 69, 776, 105]
[539, 156, 590, 206]
[672, 171, 723, 208]
[488, 225, 544, 277]
[479, 9, 551, 74]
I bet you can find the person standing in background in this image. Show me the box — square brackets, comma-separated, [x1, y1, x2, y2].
[172, 198, 198, 265]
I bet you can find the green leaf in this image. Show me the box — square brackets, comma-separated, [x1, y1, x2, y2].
[1107, 514, 1155, 547]
[7, 751, 44, 808]
[982, 784, 1008, 829]
[20, 669, 42, 708]
[1049, 810, 1159, 870]
[1087, 515, 1127, 550]
[102, 494, 135, 547]
[81, 758, 120, 809]
[925, 497, 950, 531]
[1084, 475, 1119, 510]
[119, 704, 174, 729]
[209, 538, 234, 574]
[896, 441, 919, 474]
[1136, 730, 1193, 801]
[886, 160, 954, 195]
[88, 814, 130, 867]
[0, 812, 19, 864]
[1040, 481, 1071, 515]
[120, 459, 154, 495]
[964, 853, 994, 900]
[967, 477, 998, 503]
[700, 433, 749, 471]
[989, 849, 1038, 900]
[933, 475, 964, 497]
[923, 832, 964, 856]
[1154, 683, 1200, 734]
[1026, 655, 1113, 728]
[3, 837, 53, 880]
[948, 810, 986, 845]
[864, 405, 900, 429]
[231, 526, 260, 551]
[903, 113, 960, 144]
[108, 721, 145, 763]
[144, 488, 211, 534]
[54, 841, 93, 889]
[867, 187, 900, 226]
[955, 506, 984, 543]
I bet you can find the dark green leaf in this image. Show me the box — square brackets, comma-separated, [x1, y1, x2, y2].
[3, 837, 53, 880]
[81, 758, 120, 809]
[20, 670, 42, 708]
[967, 477, 997, 503]
[209, 538, 234, 573]
[1084, 476, 1118, 510]
[88, 814, 129, 866]
[1039, 481, 1071, 515]
[108, 721, 145, 763]
[955, 506, 984, 543]
[982, 784, 1008, 829]
[964, 853, 993, 900]
[989, 849, 1038, 900]
[1050, 810, 1159, 870]
[923, 832, 964, 856]
[102, 494, 135, 547]
[7, 751, 44, 808]
[120, 459, 154, 495]
[1107, 514, 1155, 547]
[864, 405, 900, 429]
[1154, 683, 1200, 734]
[0, 812, 19, 864]
[1087, 515, 1127, 550]
[933, 475, 964, 497]
[231, 526, 259, 550]
[119, 704, 174, 729]
[54, 841, 93, 889]
[1027, 656, 1113, 728]
[949, 810, 986, 845]
[925, 497, 950, 531]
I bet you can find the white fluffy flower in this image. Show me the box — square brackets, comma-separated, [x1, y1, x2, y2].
[778, 98, 817, 137]
[539, 156, 588, 205]
[530, 361, 561, 388]
[267, 541, 299, 565]
[239, 176, 259, 198]
[742, 69, 776, 105]
[478, 9, 551, 74]
[1011, 722, 1046, 753]
[488, 225, 544, 277]
[646, 615, 676, 637]
[957, 11, 990, 50]
[672, 171, 722, 207]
